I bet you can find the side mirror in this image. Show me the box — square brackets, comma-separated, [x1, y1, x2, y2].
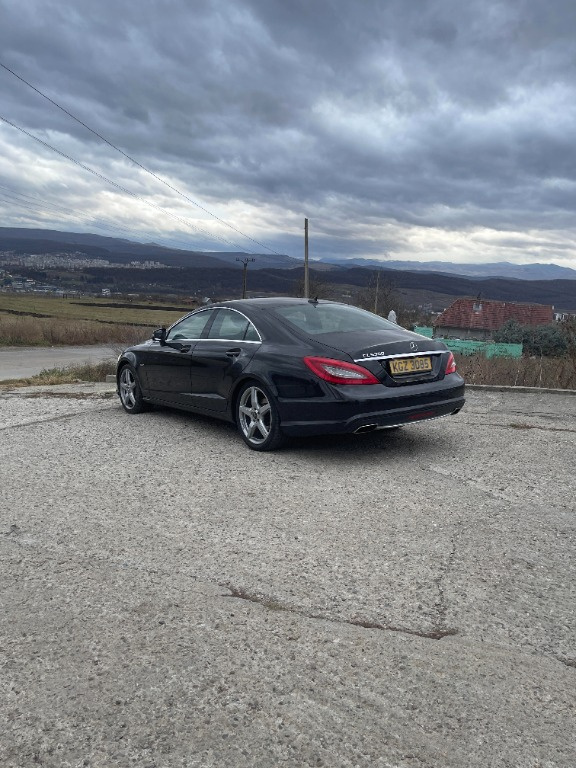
[152, 327, 167, 345]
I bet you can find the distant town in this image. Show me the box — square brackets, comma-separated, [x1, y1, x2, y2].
[0, 250, 168, 271]
[0, 250, 172, 298]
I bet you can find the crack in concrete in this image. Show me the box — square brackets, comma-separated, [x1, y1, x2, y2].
[428, 464, 515, 502]
[458, 418, 576, 434]
[2, 524, 22, 536]
[4, 531, 458, 641]
[19, 391, 115, 400]
[506, 422, 576, 434]
[6, 536, 574, 667]
[222, 584, 458, 641]
[432, 533, 458, 633]
[0, 405, 112, 431]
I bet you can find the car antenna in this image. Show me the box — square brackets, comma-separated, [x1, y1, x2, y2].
[308, 296, 319, 304]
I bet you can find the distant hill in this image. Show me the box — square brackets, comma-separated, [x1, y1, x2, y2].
[0, 227, 300, 270]
[315, 266, 576, 310]
[36, 264, 573, 311]
[320, 257, 576, 281]
[291, 266, 576, 310]
[194, 250, 302, 270]
[3, 227, 575, 279]
[3, 227, 576, 311]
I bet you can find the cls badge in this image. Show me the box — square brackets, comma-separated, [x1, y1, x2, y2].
[410, 341, 419, 351]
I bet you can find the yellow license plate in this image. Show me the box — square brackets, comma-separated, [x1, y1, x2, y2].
[390, 356, 432, 375]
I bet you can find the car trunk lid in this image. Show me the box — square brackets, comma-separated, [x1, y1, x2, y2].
[313, 330, 449, 385]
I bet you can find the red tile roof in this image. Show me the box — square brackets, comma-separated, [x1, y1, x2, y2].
[434, 298, 554, 331]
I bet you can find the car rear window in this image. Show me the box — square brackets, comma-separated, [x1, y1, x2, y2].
[272, 303, 398, 335]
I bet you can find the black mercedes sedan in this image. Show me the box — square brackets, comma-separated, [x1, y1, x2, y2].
[117, 297, 465, 451]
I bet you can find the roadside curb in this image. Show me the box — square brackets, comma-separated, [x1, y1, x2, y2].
[0, 381, 116, 397]
[465, 384, 576, 396]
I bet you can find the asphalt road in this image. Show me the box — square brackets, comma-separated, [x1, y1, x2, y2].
[1, 385, 575, 767]
[0, 345, 119, 380]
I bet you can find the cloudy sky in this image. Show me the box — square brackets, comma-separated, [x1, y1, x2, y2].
[1, 0, 576, 267]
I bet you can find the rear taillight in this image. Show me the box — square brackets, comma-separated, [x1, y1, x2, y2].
[445, 352, 456, 375]
[303, 356, 380, 385]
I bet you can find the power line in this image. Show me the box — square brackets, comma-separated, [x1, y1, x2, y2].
[0, 181, 261, 258]
[0, 60, 285, 257]
[0, 112, 264, 253]
[0, 182, 210, 249]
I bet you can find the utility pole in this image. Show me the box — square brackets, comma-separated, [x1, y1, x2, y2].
[236, 257, 255, 299]
[304, 217, 309, 299]
[374, 270, 380, 314]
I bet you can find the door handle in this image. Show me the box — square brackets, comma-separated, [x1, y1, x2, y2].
[226, 348, 241, 358]
[179, 345, 191, 353]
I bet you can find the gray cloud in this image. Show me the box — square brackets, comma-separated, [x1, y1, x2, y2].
[1, 0, 576, 265]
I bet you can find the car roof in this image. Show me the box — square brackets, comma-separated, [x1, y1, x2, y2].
[214, 297, 338, 310]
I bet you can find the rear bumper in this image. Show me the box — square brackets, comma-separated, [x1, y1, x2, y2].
[277, 380, 466, 437]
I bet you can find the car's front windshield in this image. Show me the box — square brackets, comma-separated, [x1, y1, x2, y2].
[271, 303, 399, 336]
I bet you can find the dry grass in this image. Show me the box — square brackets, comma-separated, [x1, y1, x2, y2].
[0, 314, 152, 346]
[0, 360, 117, 388]
[456, 354, 576, 390]
[0, 294, 190, 347]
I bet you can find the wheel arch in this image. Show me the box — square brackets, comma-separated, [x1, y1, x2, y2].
[230, 373, 278, 424]
[116, 352, 139, 380]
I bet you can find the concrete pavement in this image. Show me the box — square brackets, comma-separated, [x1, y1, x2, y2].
[1, 386, 575, 767]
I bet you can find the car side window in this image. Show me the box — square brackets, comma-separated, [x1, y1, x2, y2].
[244, 322, 260, 342]
[166, 310, 213, 341]
[208, 310, 260, 341]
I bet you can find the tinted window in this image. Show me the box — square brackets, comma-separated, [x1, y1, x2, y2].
[272, 303, 398, 335]
[208, 309, 260, 341]
[166, 310, 214, 341]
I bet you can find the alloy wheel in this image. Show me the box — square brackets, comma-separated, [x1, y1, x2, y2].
[238, 385, 272, 445]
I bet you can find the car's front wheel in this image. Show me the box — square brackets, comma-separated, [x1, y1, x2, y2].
[118, 364, 149, 414]
[236, 382, 284, 451]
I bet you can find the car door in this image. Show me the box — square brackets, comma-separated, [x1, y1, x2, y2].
[140, 309, 216, 405]
[188, 308, 261, 413]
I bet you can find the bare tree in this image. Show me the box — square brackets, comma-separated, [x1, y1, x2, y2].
[356, 272, 400, 317]
[292, 275, 331, 299]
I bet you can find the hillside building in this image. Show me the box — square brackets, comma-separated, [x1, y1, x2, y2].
[434, 298, 554, 340]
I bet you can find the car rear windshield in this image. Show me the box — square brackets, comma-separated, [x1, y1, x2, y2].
[272, 303, 399, 336]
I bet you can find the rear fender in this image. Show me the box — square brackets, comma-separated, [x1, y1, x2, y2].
[229, 373, 277, 423]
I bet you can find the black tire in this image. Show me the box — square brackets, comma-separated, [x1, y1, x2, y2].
[236, 381, 284, 451]
[118, 364, 150, 414]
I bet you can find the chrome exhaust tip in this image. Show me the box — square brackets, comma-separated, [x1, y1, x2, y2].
[354, 424, 378, 434]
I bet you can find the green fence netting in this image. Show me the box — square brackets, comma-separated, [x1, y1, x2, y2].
[413, 328, 522, 358]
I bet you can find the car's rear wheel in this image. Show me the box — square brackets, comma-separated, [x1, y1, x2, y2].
[118, 364, 149, 414]
[236, 382, 284, 451]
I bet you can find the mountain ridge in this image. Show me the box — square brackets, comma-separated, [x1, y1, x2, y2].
[317, 257, 576, 281]
[2, 227, 575, 280]
[2, 227, 576, 311]
[0, 227, 301, 270]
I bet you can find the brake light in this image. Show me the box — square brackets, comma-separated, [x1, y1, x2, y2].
[303, 356, 380, 385]
[445, 352, 457, 375]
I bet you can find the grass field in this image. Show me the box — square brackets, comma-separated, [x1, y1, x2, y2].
[0, 294, 193, 345]
[0, 293, 192, 324]
[0, 360, 117, 388]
